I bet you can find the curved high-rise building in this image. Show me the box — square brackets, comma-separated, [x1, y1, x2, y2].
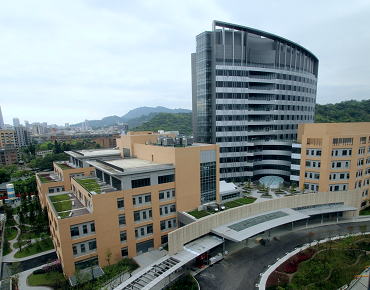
[192, 21, 319, 182]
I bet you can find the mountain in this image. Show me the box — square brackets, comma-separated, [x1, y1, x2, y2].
[131, 113, 192, 135]
[315, 99, 370, 123]
[70, 106, 191, 128]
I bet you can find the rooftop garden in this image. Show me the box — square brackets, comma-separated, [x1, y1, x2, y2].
[225, 197, 257, 209]
[76, 178, 101, 194]
[187, 210, 211, 219]
[188, 197, 257, 219]
[49, 194, 72, 218]
[38, 175, 53, 183]
[56, 163, 73, 170]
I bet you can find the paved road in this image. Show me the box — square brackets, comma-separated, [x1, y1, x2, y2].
[195, 222, 369, 290]
[2, 252, 57, 279]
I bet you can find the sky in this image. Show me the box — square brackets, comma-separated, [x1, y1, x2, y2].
[1, 0, 369, 126]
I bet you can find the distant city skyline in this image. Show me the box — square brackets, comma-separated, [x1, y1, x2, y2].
[1, 0, 369, 125]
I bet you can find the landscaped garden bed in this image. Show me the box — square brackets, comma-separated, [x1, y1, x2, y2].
[187, 210, 210, 219]
[267, 233, 370, 290]
[76, 178, 101, 194]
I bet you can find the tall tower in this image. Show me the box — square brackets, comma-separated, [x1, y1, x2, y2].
[192, 21, 319, 182]
[13, 118, 20, 127]
[0, 106, 4, 129]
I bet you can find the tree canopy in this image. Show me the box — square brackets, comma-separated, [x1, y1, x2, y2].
[131, 113, 192, 135]
[315, 99, 370, 123]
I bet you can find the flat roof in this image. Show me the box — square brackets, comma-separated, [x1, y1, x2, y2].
[66, 149, 121, 158]
[88, 158, 175, 175]
[211, 208, 310, 242]
[219, 180, 242, 195]
[295, 205, 357, 216]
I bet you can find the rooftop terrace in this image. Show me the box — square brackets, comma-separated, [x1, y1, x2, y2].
[48, 192, 90, 219]
[74, 176, 117, 195]
[37, 172, 61, 183]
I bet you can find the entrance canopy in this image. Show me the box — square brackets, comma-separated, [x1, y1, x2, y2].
[211, 208, 310, 242]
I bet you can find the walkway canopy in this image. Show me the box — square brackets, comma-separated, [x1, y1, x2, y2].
[211, 208, 310, 242]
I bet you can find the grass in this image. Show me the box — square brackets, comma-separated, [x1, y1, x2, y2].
[2, 241, 12, 256]
[6, 227, 18, 241]
[57, 163, 72, 170]
[28, 272, 65, 287]
[76, 178, 101, 194]
[14, 238, 53, 258]
[58, 211, 71, 218]
[38, 175, 52, 183]
[235, 197, 256, 204]
[49, 194, 70, 202]
[224, 200, 242, 208]
[360, 206, 370, 215]
[52, 200, 72, 213]
[187, 210, 210, 219]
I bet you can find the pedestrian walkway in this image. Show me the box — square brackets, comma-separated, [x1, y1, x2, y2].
[17, 264, 53, 290]
[2, 224, 55, 263]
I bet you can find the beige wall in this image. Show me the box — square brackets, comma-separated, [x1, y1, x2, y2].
[168, 189, 361, 255]
[298, 123, 370, 206]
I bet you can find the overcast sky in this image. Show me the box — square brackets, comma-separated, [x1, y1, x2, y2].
[1, 0, 369, 125]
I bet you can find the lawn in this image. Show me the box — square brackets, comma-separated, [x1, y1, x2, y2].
[167, 273, 198, 290]
[76, 178, 101, 194]
[360, 206, 370, 215]
[187, 210, 210, 219]
[58, 211, 71, 219]
[14, 238, 54, 258]
[2, 241, 12, 256]
[38, 175, 52, 183]
[52, 200, 72, 213]
[28, 272, 65, 287]
[235, 197, 256, 204]
[57, 163, 72, 170]
[6, 227, 18, 241]
[49, 194, 70, 202]
[224, 200, 242, 209]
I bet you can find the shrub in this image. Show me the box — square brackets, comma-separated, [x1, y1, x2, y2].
[33, 269, 45, 275]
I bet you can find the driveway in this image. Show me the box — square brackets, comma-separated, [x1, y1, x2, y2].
[195, 222, 368, 290]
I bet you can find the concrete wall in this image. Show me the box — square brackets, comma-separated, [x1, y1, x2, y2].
[168, 189, 361, 255]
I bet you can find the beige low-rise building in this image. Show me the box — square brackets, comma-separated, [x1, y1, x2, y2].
[297, 122, 370, 208]
[36, 132, 219, 277]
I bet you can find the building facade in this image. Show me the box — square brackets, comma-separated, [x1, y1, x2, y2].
[14, 126, 31, 148]
[36, 132, 219, 276]
[297, 123, 370, 208]
[192, 21, 319, 182]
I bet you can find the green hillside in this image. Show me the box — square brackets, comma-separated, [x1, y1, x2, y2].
[130, 113, 192, 135]
[315, 99, 370, 123]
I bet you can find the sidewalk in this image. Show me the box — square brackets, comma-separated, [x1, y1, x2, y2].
[2, 225, 55, 263]
[17, 264, 53, 290]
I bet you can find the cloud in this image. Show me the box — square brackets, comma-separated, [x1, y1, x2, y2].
[0, 0, 369, 124]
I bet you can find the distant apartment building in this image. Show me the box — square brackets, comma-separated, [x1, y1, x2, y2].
[296, 123, 370, 208]
[14, 126, 31, 148]
[0, 130, 16, 147]
[0, 147, 18, 165]
[49, 133, 119, 148]
[36, 132, 219, 277]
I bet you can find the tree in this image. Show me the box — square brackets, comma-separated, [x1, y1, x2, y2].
[10, 262, 21, 289]
[105, 248, 112, 266]
[0, 169, 11, 184]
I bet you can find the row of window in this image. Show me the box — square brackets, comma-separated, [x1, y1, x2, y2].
[131, 174, 175, 189]
[215, 93, 315, 102]
[70, 222, 95, 238]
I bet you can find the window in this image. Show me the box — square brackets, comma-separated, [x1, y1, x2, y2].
[360, 137, 366, 144]
[147, 224, 153, 234]
[359, 147, 365, 155]
[88, 240, 97, 251]
[145, 195, 151, 203]
[158, 174, 175, 184]
[119, 214, 126, 227]
[336, 162, 342, 168]
[90, 222, 95, 232]
[71, 227, 79, 237]
[170, 204, 176, 213]
[120, 231, 127, 243]
[316, 150, 321, 156]
[80, 244, 85, 253]
[121, 247, 128, 257]
[134, 212, 140, 222]
[358, 159, 364, 166]
[159, 192, 164, 200]
[83, 225, 87, 234]
[132, 178, 150, 188]
[117, 198, 124, 210]
[73, 246, 77, 255]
